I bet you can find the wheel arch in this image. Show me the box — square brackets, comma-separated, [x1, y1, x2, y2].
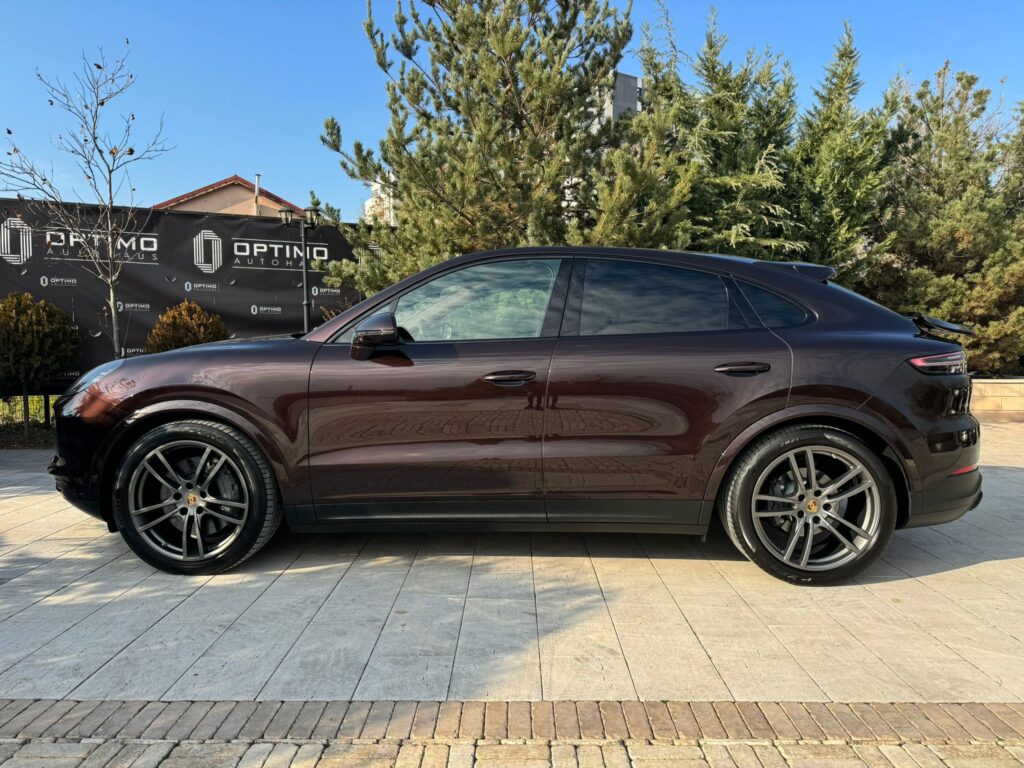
[95, 400, 294, 530]
[701, 407, 914, 529]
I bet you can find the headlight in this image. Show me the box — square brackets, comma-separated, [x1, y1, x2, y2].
[66, 359, 125, 396]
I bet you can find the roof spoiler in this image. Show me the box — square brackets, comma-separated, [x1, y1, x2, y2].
[906, 312, 975, 338]
[757, 261, 836, 282]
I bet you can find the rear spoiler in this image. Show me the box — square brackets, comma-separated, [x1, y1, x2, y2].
[756, 261, 836, 282]
[906, 312, 975, 338]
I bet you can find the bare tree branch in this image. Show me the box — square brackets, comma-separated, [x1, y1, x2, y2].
[0, 44, 170, 356]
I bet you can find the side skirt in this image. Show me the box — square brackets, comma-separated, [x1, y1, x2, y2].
[288, 519, 709, 535]
[285, 498, 708, 535]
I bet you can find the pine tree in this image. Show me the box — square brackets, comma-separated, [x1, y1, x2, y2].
[579, 7, 802, 258]
[790, 24, 891, 273]
[568, 19, 698, 249]
[684, 13, 802, 258]
[998, 104, 1024, 221]
[322, 0, 631, 295]
[865, 65, 1024, 373]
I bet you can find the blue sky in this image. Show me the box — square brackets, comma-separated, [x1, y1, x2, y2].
[2, 0, 1022, 222]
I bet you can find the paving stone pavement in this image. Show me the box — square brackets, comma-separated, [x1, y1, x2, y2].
[1, 699, 1024, 766]
[2, 426, 1024, 764]
[2, 423, 1024, 708]
[1, 424, 1024, 704]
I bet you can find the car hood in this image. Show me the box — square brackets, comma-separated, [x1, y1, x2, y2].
[140, 334, 304, 359]
[184, 332, 303, 349]
[79, 335, 320, 408]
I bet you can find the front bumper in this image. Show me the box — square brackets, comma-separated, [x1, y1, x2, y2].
[48, 453, 106, 523]
[48, 389, 126, 529]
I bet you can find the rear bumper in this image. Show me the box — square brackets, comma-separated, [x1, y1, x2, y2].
[904, 468, 983, 528]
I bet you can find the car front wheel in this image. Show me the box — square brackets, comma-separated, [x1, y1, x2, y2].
[113, 419, 281, 574]
[721, 425, 896, 585]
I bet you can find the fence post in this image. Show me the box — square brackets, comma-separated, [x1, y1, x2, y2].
[44, 394, 51, 428]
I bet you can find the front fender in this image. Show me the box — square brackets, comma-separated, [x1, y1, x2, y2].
[94, 397, 310, 513]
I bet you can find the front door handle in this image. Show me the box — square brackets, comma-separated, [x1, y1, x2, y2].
[482, 370, 536, 386]
[714, 361, 772, 375]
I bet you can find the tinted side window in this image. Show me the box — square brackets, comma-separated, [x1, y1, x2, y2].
[579, 259, 733, 336]
[738, 282, 810, 328]
[393, 258, 562, 341]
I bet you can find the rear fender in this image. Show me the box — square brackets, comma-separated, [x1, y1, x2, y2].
[698, 404, 916, 525]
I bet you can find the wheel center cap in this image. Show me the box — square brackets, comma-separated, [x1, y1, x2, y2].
[186, 493, 198, 506]
[806, 499, 818, 513]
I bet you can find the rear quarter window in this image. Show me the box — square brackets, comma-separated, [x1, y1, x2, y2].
[738, 282, 811, 328]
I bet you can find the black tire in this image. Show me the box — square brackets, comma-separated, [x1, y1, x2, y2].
[720, 424, 896, 585]
[112, 419, 281, 574]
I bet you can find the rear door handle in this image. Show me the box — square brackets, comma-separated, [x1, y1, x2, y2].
[714, 361, 772, 375]
[482, 370, 536, 386]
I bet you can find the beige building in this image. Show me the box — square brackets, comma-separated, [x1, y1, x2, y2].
[362, 177, 398, 227]
[154, 174, 305, 219]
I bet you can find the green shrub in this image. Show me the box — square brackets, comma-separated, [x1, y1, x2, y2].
[0, 292, 80, 434]
[145, 300, 229, 354]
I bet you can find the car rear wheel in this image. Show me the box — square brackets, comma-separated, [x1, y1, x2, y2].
[721, 425, 896, 585]
[112, 419, 281, 574]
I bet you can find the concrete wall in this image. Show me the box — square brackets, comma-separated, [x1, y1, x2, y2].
[972, 379, 1024, 423]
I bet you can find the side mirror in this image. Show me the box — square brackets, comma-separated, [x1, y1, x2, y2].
[352, 312, 399, 358]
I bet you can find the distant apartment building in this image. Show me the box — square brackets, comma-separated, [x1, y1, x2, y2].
[604, 71, 643, 121]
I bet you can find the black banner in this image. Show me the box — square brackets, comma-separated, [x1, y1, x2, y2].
[0, 199, 360, 388]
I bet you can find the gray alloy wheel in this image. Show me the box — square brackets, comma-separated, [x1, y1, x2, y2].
[113, 420, 281, 574]
[750, 445, 882, 571]
[127, 439, 250, 562]
[720, 424, 896, 585]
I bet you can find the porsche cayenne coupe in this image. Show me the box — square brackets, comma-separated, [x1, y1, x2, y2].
[49, 247, 982, 584]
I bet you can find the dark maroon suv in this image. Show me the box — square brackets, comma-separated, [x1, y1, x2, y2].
[49, 247, 982, 584]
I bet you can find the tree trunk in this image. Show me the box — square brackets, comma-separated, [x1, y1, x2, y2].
[21, 390, 30, 438]
[108, 283, 121, 358]
[44, 394, 51, 428]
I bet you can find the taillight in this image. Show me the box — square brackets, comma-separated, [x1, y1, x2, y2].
[908, 350, 967, 375]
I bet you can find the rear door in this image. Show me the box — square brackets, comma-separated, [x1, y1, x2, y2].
[543, 256, 791, 525]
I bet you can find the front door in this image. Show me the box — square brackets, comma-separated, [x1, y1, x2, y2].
[543, 257, 792, 525]
[308, 257, 570, 522]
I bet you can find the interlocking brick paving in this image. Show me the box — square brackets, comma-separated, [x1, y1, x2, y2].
[1, 699, 1023, 766]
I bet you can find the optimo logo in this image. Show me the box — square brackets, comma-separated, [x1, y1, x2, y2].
[1, 218, 32, 266]
[193, 230, 223, 274]
[250, 304, 283, 315]
[39, 275, 78, 288]
[184, 280, 218, 293]
[116, 301, 151, 313]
